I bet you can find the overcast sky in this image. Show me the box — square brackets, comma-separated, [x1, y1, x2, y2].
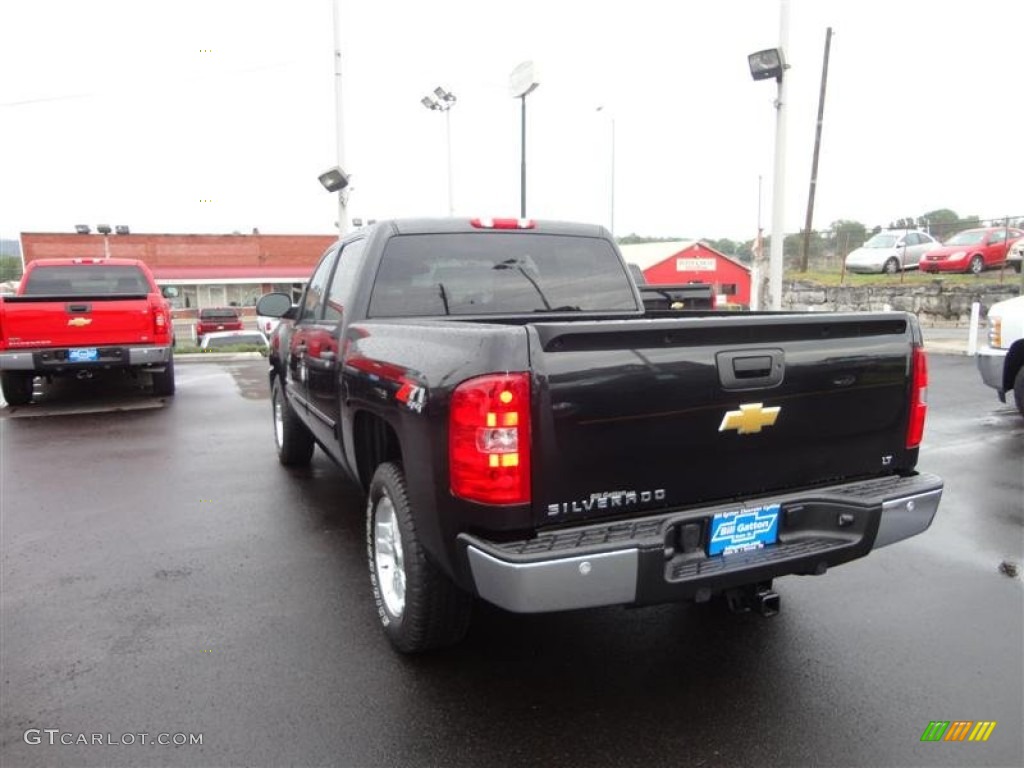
[1, 0, 1020, 244]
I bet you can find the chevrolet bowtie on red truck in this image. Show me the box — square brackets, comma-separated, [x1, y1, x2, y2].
[256, 218, 943, 653]
[0, 258, 175, 405]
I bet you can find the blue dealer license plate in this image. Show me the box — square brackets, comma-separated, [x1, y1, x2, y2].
[68, 348, 99, 362]
[708, 504, 780, 556]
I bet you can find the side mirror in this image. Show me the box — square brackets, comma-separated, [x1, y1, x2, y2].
[256, 292, 294, 318]
[161, 286, 180, 299]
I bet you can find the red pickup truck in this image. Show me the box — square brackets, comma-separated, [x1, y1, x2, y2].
[195, 307, 243, 344]
[0, 258, 175, 405]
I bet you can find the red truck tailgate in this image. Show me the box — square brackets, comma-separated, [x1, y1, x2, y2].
[1, 298, 158, 348]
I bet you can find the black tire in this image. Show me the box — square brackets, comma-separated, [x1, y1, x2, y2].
[968, 255, 984, 275]
[367, 461, 472, 653]
[151, 355, 176, 397]
[1, 372, 35, 406]
[271, 377, 314, 466]
[1011, 261, 1022, 274]
[1014, 366, 1024, 420]
[883, 257, 900, 275]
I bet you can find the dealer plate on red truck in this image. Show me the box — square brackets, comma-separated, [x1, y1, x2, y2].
[708, 503, 781, 556]
[67, 347, 99, 362]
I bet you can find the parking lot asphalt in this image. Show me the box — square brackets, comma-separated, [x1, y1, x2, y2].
[1, 356, 1021, 768]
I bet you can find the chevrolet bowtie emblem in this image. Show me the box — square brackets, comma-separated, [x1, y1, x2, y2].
[67, 317, 92, 327]
[719, 403, 780, 435]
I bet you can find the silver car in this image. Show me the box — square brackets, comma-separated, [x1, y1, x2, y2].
[845, 230, 940, 274]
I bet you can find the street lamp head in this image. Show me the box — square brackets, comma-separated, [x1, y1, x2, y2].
[96, 224, 112, 235]
[433, 86, 456, 105]
[318, 166, 350, 193]
[748, 48, 786, 82]
[421, 96, 437, 110]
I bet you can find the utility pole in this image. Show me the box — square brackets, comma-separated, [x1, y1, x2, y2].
[800, 26, 832, 274]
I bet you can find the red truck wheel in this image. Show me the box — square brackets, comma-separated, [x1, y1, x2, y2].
[151, 356, 176, 397]
[1, 372, 35, 406]
[367, 462, 471, 653]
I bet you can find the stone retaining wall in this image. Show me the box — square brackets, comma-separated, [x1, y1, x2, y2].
[784, 280, 1021, 323]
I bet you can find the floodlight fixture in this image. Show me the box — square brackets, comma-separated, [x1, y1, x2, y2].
[96, 224, 112, 235]
[75, 224, 91, 234]
[748, 48, 786, 82]
[352, 218, 364, 227]
[115, 225, 130, 235]
[318, 166, 350, 193]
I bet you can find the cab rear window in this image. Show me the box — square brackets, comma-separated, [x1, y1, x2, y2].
[368, 233, 638, 317]
[22, 265, 149, 295]
[199, 308, 241, 320]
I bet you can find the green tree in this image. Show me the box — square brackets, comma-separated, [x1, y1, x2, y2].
[784, 230, 826, 268]
[0, 256, 23, 282]
[827, 220, 868, 255]
[917, 208, 980, 240]
[704, 238, 739, 256]
[616, 233, 685, 245]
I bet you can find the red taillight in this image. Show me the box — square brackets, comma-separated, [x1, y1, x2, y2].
[151, 299, 169, 337]
[470, 217, 535, 230]
[449, 373, 531, 504]
[906, 346, 928, 449]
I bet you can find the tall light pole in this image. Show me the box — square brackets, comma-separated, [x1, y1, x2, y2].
[509, 61, 540, 218]
[331, 0, 348, 234]
[421, 86, 457, 216]
[596, 106, 616, 237]
[748, 0, 791, 310]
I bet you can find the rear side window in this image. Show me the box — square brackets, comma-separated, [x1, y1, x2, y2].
[367, 233, 638, 317]
[22, 265, 149, 295]
[199, 308, 240, 320]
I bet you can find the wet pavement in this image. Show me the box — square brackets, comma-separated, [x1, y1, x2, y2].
[1, 357, 1021, 767]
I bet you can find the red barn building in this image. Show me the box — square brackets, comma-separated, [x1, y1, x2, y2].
[619, 241, 751, 307]
[19, 231, 336, 314]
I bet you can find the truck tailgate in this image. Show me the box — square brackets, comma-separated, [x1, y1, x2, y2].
[529, 313, 918, 527]
[0, 297, 157, 347]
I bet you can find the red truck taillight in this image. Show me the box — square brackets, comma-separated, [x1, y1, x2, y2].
[906, 346, 928, 449]
[149, 299, 170, 339]
[449, 373, 531, 505]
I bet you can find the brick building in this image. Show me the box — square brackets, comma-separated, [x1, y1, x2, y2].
[19, 232, 337, 313]
[619, 240, 752, 307]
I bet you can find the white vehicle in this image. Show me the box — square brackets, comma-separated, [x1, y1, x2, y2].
[1007, 238, 1023, 273]
[198, 330, 269, 351]
[977, 295, 1024, 418]
[844, 230, 940, 274]
[256, 314, 281, 337]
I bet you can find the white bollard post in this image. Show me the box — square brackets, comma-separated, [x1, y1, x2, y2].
[967, 301, 980, 356]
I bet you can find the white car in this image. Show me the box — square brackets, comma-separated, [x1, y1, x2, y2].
[198, 330, 269, 351]
[256, 314, 282, 337]
[845, 230, 940, 274]
[1007, 237, 1023, 273]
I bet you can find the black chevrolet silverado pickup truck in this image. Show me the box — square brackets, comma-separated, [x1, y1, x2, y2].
[257, 217, 943, 653]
